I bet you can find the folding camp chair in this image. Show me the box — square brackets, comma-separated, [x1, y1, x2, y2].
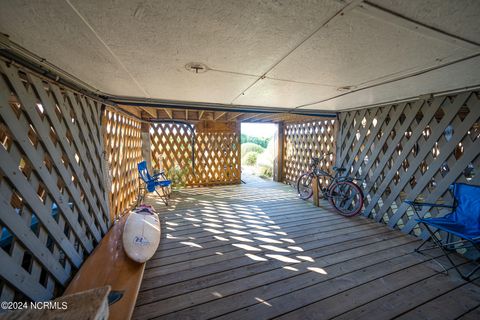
[405, 183, 480, 280]
[137, 161, 172, 206]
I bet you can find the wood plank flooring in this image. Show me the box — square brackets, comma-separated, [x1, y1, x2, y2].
[133, 178, 480, 320]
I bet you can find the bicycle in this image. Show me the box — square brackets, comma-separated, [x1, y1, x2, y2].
[296, 154, 364, 216]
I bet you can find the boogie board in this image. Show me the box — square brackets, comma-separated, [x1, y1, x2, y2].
[122, 206, 161, 263]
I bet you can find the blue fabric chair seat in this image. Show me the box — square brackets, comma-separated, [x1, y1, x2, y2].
[406, 183, 480, 280]
[138, 161, 172, 205]
[417, 216, 480, 242]
[145, 179, 171, 193]
[418, 183, 480, 240]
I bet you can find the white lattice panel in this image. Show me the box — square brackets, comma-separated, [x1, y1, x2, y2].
[283, 120, 337, 187]
[336, 91, 480, 238]
[0, 61, 109, 301]
[150, 123, 241, 187]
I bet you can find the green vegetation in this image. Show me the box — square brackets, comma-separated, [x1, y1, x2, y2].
[242, 151, 259, 166]
[166, 162, 190, 189]
[241, 142, 265, 155]
[240, 134, 271, 149]
[241, 134, 275, 179]
[258, 165, 273, 178]
[256, 138, 275, 178]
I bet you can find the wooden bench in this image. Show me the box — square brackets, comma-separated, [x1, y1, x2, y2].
[63, 214, 145, 320]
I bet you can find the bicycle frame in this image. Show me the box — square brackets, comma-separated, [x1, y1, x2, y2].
[303, 162, 363, 200]
[297, 156, 364, 216]
[303, 170, 336, 200]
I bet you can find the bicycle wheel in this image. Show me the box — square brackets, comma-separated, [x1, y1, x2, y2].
[297, 172, 314, 200]
[328, 181, 363, 216]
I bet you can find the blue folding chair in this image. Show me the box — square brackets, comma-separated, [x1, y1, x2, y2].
[405, 183, 480, 280]
[137, 161, 172, 206]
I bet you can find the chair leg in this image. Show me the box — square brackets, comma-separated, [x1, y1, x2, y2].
[464, 265, 480, 280]
[161, 186, 170, 205]
[155, 188, 169, 206]
[159, 174, 172, 198]
[417, 224, 455, 276]
[136, 186, 145, 206]
[422, 224, 477, 281]
[415, 238, 430, 253]
[463, 241, 480, 280]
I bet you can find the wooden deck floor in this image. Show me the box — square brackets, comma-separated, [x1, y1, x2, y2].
[133, 178, 480, 320]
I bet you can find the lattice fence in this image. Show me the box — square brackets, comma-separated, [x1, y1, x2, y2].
[0, 61, 109, 302]
[103, 108, 142, 219]
[336, 90, 480, 238]
[150, 122, 241, 187]
[283, 120, 337, 186]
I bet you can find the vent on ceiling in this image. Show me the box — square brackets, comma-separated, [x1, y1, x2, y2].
[185, 62, 208, 74]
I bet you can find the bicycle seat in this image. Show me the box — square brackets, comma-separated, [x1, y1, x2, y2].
[333, 166, 347, 172]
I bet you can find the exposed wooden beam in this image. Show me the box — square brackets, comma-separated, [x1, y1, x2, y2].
[172, 110, 186, 120]
[226, 112, 244, 121]
[140, 107, 156, 118]
[153, 109, 174, 120]
[199, 110, 205, 120]
[191, 110, 199, 120]
[118, 105, 142, 118]
[186, 109, 189, 121]
[163, 108, 173, 119]
[249, 113, 278, 122]
[214, 111, 226, 121]
[205, 111, 214, 120]
[237, 113, 263, 122]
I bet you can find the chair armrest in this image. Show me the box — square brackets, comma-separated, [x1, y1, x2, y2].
[404, 200, 454, 209]
[152, 171, 165, 177]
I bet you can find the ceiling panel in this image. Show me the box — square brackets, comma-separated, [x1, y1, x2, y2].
[134, 68, 258, 105]
[303, 55, 480, 111]
[0, 0, 479, 111]
[0, 0, 145, 97]
[69, 0, 343, 76]
[235, 79, 338, 108]
[370, 0, 480, 44]
[267, 6, 476, 89]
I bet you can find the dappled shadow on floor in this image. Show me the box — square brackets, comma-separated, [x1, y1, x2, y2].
[133, 180, 472, 320]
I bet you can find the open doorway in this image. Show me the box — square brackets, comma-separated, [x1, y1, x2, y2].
[240, 122, 278, 183]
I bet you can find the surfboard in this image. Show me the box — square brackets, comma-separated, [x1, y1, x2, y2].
[122, 206, 161, 263]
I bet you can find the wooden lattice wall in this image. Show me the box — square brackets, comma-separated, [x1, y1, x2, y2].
[336, 90, 480, 238]
[150, 121, 241, 187]
[0, 61, 109, 302]
[283, 120, 337, 186]
[103, 108, 142, 219]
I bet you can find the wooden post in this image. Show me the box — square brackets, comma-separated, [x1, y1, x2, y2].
[273, 122, 285, 182]
[236, 121, 242, 184]
[312, 176, 320, 207]
[333, 114, 341, 167]
[101, 108, 114, 223]
[141, 122, 152, 172]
